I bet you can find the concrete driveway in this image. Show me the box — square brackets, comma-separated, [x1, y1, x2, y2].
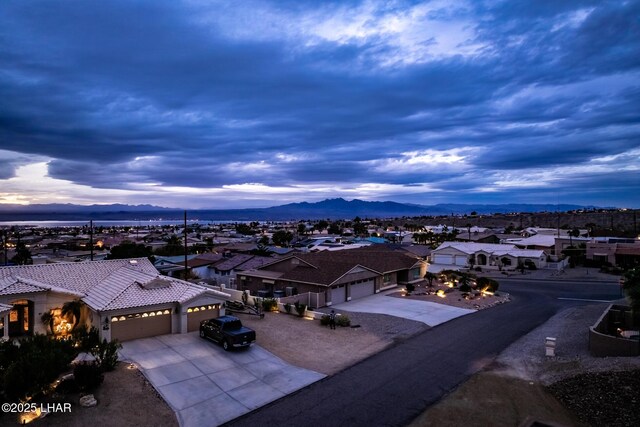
[119, 333, 325, 427]
[332, 291, 475, 326]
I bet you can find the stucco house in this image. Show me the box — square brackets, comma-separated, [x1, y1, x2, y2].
[429, 242, 548, 272]
[0, 258, 229, 342]
[238, 246, 426, 306]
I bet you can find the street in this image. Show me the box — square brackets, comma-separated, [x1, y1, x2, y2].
[224, 280, 620, 427]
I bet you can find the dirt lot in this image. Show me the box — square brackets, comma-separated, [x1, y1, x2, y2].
[411, 302, 640, 427]
[240, 310, 428, 375]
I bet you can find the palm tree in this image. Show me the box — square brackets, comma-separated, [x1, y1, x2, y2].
[40, 311, 55, 334]
[61, 299, 85, 330]
[424, 272, 437, 288]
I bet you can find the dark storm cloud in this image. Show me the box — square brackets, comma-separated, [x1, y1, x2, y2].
[0, 0, 639, 206]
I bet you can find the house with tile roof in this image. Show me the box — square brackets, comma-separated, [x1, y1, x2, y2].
[0, 258, 230, 342]
[429, 242, 548, 272]
[238, 246, 426, 306]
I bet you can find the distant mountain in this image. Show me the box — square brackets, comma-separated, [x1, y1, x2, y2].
[0, 199, 593, 221]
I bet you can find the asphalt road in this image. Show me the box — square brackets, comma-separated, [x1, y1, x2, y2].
[225, 280, 620, 427]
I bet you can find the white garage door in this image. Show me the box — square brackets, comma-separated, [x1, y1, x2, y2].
[433, 254, 453, 264]
[330, 285, 347, 304]
[455, 256, 468, 266]
[349, 280, 374, 301]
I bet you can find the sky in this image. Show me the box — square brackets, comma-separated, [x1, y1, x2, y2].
[1, 0, 639, 209]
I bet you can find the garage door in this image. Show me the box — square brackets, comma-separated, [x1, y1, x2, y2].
[111, 310, 172, 342]
[455, 256, 468, 266]
[433, 254, 452, 264]
[186, 305, 220, 332]
[349, 280, 374, 301]
[330, 285, 347, 305]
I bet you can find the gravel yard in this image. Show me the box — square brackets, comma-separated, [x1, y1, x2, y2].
[413, 301, 640, 427]
[240, 310, 429, 375]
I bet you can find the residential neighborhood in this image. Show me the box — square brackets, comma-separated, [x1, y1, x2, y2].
[0, 215, 639, 426]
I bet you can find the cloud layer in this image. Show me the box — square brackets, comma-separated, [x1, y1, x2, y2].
[1, 0, 639, 208]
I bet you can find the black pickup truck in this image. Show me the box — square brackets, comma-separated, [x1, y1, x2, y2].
[199, 315, 256, 351]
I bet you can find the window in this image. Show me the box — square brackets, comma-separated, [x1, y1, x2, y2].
[383, 274, 391, 283]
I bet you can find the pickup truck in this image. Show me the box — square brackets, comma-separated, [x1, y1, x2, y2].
[199, 315, 256, 351]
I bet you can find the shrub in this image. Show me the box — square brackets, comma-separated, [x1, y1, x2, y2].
[73, 362, 103, 391]
[1, 335, 77, 401]
[405, 283, 415, 293]
[320, 314, 330, 326]
[294, 301, 306, 317]
[72, 326, 101, 353]
[459, 283, 472, 293]
[476, 277, 500, 293]
[91, 339, 122, 372]
[475, 266, 482, 272]
[336, 314, 351, 327]
[284, 302, 292, 314]
[261, 298, 278, 312]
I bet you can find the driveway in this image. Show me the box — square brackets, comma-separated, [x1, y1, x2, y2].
[332, 291, 475, 326]
[119, 333, 325, 427]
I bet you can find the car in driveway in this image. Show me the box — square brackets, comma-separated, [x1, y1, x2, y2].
[200, 315, 256, 351]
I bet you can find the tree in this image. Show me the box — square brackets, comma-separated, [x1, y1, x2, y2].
[328, 222, 342, 235]
[11, 241, 32, 265]
[315, 220, 329, 234]
[40, 311, 55, 334]
[297, 223, 307, 236]
[568, 227, 580, 247]
[272, 230, 293, 247]
[154, 235, 184, 256]
[235, 223, 256, 236]
[424, 272, 437, 288]
[61, 299, 85, 330]
[107, 241, 153, 259]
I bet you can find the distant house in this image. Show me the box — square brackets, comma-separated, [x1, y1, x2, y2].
[0, 258, 229, 342]
[429, 242, 547, 272]
[586, 238, 640, 267]
[238, 246, 426, 306]
[207, 254, 274, 287]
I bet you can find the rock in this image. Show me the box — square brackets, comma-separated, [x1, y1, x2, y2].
[79, 394, 97, 407]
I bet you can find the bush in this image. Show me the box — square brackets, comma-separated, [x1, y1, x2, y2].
[284, 302, 292, 314]
[321, 313, 350, 327]
[405, 283, 415, 293]
[72, 326, 100, 353]
[91, 339, 122, 372]
[73, 362, 104, 391]
[336, 314, 351, 327]
[294, 301, 306, 317]
[476, 277, 500, 292]
[1, 335, 77, 401]
[261, 298, 278, 312]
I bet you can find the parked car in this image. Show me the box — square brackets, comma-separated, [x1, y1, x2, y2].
[199, 315, 256, 351]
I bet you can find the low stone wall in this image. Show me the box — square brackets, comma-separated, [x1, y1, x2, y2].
[589, 304, 640, 357]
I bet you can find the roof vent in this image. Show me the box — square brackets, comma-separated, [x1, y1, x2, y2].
[129, 260, 138, 265]
[138, 278, 171, 290]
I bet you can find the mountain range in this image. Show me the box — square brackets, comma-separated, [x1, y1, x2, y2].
[0, 199, 593, 221]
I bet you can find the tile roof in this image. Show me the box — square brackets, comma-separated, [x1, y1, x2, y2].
[0, 258, 229, 311]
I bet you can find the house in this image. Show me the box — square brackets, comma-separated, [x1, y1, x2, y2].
[0, 258, 229, 342]
[207, 254, 273, 287]
[238, 246, 426, 306]
[429, 242, 548, 272]
[586, 238, 640, 267]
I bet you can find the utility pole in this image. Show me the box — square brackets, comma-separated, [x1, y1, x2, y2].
[184, 211, 188, 280]
[2, 230, 6, 266]
[90, 220, 94, 261]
